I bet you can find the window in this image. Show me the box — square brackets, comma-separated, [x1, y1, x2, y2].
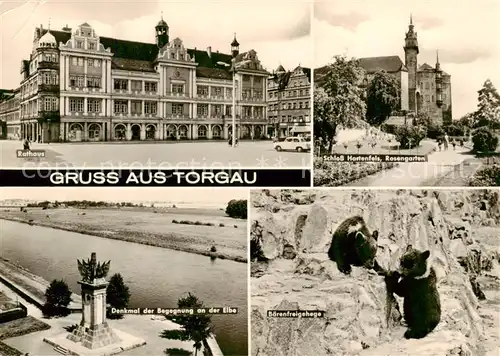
[131, 101, 142, 114]
[305, 101, 309, 108]
[76, 41, 83, 49]
[432, 95, 435, 102]
[299, 102, 303, 109]
[50, 97, 57, 111]
[145, 81, 157, 92]
[87, 99, 101, 113]
[77, 76, 85, 87]
[114, 100, 128, 114]
[243, 106, 252, 117]
[242, 89, 251, 99]
[425, 82, 430, 90]
[172, 103, 184, 115]
[443, 94, 447, 100]
[213, 104, 222, 116]
[72, 57, 77, 66]
[254, 76, 262, 84]
[172, 84, 184, 94]
[145, 101, 157, 114]
[44, 97, 51, 111]
[254, 107, 263, 117]
[88, 59, 94, 67]
[69, 98, 84, 112]
[197, 86, 208, 96]
[226, 87, 232, 99]
[225, 105, 232, 116]
[114, 79, 128, 90]
[197, 104, 208, 116]
[212, 87, 222, 97]
[254, 90, 262, 99]
[425, 95, 430, 102]
[243, 75, 250, 82]
[131, 80, 142, 91]
[89, 42, 96, 50]
[87, 77, 101, 88]
[293, 103, 296, 109]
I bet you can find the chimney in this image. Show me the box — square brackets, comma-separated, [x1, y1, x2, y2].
[207, 46, 211, 57]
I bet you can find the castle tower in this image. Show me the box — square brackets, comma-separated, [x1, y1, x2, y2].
[66, 252, 121, 349]
[156, 13, 169, 48]
[435, 50, 443, 107]
[404, 14, 419, 112]
[231, 33, 240, 58]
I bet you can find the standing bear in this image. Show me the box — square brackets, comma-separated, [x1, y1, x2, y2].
[385, 245, 441, 339]
[328, 216, 379, 275]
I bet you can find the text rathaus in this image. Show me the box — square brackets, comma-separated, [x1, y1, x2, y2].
[5, 18, 271, 142]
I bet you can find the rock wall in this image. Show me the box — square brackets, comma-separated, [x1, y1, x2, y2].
[250, 189, 500, 356]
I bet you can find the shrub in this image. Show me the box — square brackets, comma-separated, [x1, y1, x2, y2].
[234, 225, 238, 228]
[469, 164, 500, 186]
[446, 124, 466, 136]
[106, 273, 130, 319]
[225, 199, 247, 219]
[219, 223, 225, 227]
[194, 221, 203, 225]
[472, 127, 499, 153]
[44, 279, 71, 317]
[425, 123, 445, 140]
[172, 219, 178, 224]
[394, 125, 427, 149]
[210, 246, 217, 253]
[164, 348, 192, 355]
[207, 222, 215, 226]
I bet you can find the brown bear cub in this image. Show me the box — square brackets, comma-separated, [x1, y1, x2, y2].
[328, 216, 379, 275]
[386, 245, 441, 339]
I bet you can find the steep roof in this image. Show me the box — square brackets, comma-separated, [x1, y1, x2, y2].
[302, 67, 311, 82]
[358, 56, 406, 73]
[38, 29, 255, 78]
[313, 65, 331, 84]
[418, 63, 434, 71]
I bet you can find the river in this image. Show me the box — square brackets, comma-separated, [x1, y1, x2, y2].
[0, 219, 248, 355]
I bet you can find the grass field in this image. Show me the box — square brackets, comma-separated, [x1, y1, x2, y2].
[0, 206, 247, 263]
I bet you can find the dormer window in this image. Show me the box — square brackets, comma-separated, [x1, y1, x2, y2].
[76, 41, 83, 49]
[89, 42, 96, 50]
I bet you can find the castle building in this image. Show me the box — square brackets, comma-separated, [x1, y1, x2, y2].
[2, 18, 270, 142]
[267, 65, 311, 138]
[315, 16, 452, 126]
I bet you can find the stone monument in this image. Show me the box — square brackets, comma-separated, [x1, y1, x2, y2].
[43, 252, 146, 355]
[66, 252, 121, 348]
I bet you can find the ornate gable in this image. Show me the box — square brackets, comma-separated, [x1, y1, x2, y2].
[158, 38, 194, 62]
[59, 23, 110, 53]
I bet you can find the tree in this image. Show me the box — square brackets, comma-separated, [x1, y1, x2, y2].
[366, 70, 400, 126]
[225, 199, 247, 219]
[472, 127, 499, 153]
[106, 273, 130, 319]
[314, 56, 366, 153]
[475, 79, 500, 128]
[44, 279, 71, 316]
[161, 293, 214, 356]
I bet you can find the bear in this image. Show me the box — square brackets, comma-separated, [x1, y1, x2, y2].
[385, 245, 441, 339]
[327, 216, 379, 275]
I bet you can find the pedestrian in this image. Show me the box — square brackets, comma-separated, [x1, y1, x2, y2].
[437, 139, 442, 151]
[452, 139, 456, 151]
[444, 133, 450, 150]
[23, 139, 30, 150]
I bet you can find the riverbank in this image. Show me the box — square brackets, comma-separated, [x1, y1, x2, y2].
[0, 206, 247, 263]
[0, 258, 82, 310]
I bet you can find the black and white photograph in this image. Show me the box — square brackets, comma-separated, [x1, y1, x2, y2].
[250, 189, 500, 356]
[313, 0, 500, 187]
[0, 0, 312, 169]
[0, 187, 248, 355]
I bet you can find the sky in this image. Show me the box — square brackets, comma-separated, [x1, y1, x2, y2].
[0, 0, 312, 88]
[314, 0, 500, 119]
[0, 187, 248, 203]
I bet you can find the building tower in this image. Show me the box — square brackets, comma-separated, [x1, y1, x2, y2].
[156, 13, 169, 48]
[435, 50, 443, 108]
[404, 14, 419, 112]
[231, 33, 239, 58]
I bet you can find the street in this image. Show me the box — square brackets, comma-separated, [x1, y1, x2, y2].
[347, 145, 474, 187]
[1, 140, 311, 169]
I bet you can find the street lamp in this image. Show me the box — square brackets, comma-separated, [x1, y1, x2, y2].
[47, 118, 51, 143]
[217, 59, 252, 148]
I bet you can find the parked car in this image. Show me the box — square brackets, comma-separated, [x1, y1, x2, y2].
[274, 136, 311, 152]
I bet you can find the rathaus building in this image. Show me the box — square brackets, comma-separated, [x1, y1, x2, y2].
[7, 18, 269, 142]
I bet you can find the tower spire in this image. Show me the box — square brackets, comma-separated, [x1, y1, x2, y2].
[48, 17, 51, 31]
[410, 13, 413, 25]
[435, 49, 441, 71]
[161, 11, 163, 20]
